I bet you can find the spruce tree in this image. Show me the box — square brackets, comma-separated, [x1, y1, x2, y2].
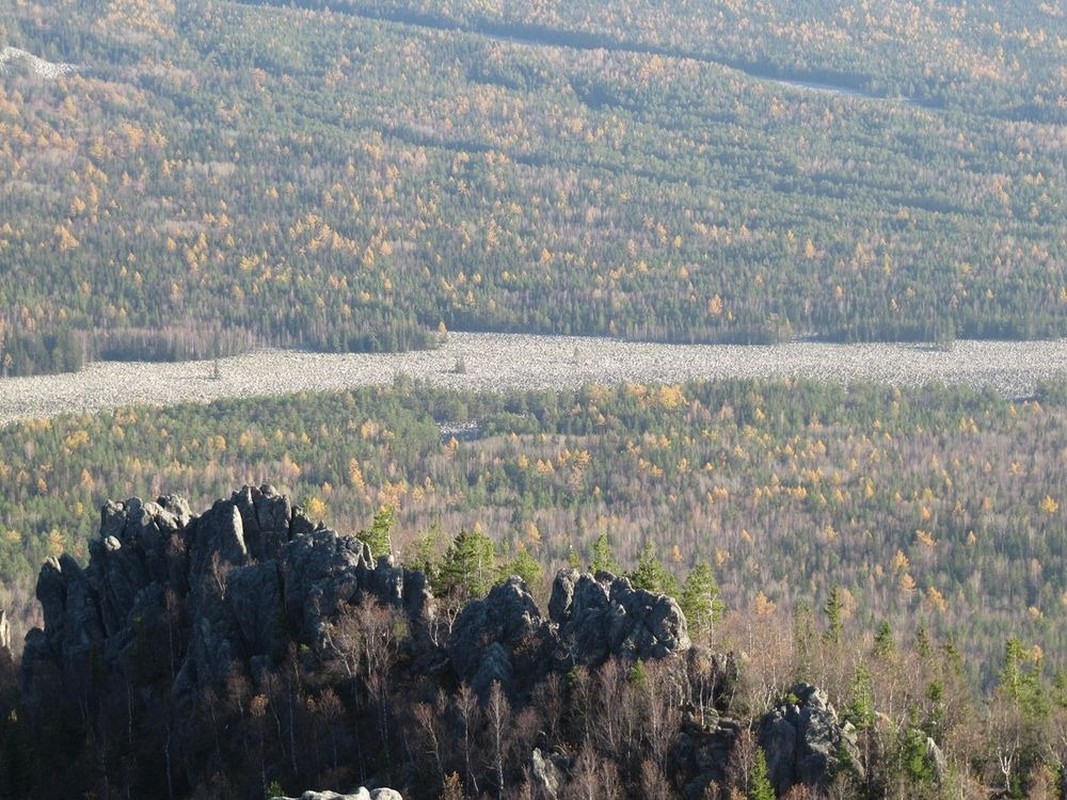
[588, 532, 619, 575]
[629, 543, 678, 596]
[501, 548, 542, 587]
[357, 506, 395, 559]
[680, 562, 725, 638]
[844, 664, 875, 731]
[823, 584, 844, 645]
[749, 746, 776, 800]
[436, 527, 496, 599]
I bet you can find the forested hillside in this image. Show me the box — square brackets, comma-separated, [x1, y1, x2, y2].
[3, 377, 1067, 686]
[1, 0, 1065, 373]
[2, 477, 1067, 799]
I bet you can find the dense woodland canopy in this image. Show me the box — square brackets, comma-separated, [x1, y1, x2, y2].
[2, 0, 1067, 793]
[2, 377, 1067, 685]
[1, 0, 1065, 373]
[2, 381, 1067, 798]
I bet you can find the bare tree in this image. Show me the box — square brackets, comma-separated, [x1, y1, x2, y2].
[565, 744, 623, 800]
[486, 681, 510, 797]
[455, 682, 480, 798]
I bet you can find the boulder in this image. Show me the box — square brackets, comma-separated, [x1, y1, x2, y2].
[758, 683, 862, 795]
[926, 735, 948, 782]
[549, 569, 690, 667]
[449, 576, 550, 696]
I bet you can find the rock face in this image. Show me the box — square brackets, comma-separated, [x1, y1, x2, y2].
[758, 683, 863, 795]
[529, 748, 568, 800]
[448, 569, 691, 696]
[449, 576, 552, 696]
[670, 716, 744, 799]
[665, 649, 745, 798]
[22, 485, 433, 709]
[549, 568, 691, 664]
[22, 488, 693, 714]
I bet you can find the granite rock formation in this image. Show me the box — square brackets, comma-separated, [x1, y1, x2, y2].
[758, 682, 863, 795]
[448, 568, 692, 698]
[23, 485, 433, 711]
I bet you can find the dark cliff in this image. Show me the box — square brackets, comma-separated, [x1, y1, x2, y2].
[13, 487, 852, 799]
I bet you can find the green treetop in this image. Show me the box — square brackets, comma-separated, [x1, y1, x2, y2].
[628, 542, 678, 596]
[679, 562, 725, 639]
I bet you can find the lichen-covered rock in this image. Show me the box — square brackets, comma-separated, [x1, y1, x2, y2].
[758, 683, 863, 795]
[530, 747, 567, 800]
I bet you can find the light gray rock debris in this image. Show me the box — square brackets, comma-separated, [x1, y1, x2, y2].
[271, 789, 403, 800]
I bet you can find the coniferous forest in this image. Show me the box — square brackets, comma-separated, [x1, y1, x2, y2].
[2, 0, 1067, 796]
[1, 0, 1065, 374]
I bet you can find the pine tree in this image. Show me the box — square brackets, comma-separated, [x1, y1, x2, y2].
[749, 746, 776, 800]
[435, 527, 496, 600]
[679, 562, 725, 639]
[999, 638, 1048, 721]
[628, 543, 678, 596]
[357, 506, 394, 559]
[588, 532, 620, 575]
[792, 602, 817, 683]
[823, 584, 844, 645]
[874, 620, 895, 658]
[915, 624, 932, 659]
[844, 664, 875, 731]
[501, 548, 542, 587]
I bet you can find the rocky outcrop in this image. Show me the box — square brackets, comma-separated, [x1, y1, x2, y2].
[530, 748, 568, 800]
[448, 569, 692, 697]
[758, 683, 863, 796]
[925, 734, 948, 782]
[664, 649, 749, 798]
[670, 716, 744, 799]
[549, 568, 691, 665]
[22, 485, 434, 710]
[21, 487, 703, 798]
[24, 487, 695, 723]
[449, 576, 553, 695]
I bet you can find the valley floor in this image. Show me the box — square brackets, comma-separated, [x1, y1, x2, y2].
[3, 333, 1067, 425]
